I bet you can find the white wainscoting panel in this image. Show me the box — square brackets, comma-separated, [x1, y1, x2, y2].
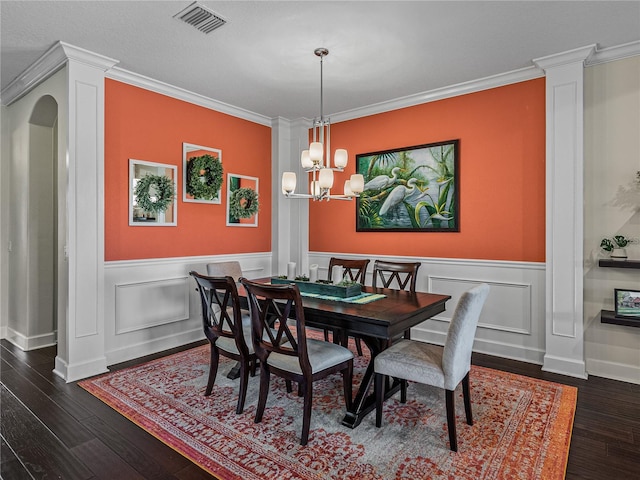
[115, 277, 189, 334]
[309, 252, 545, 365]
[104, 252, 272, 366]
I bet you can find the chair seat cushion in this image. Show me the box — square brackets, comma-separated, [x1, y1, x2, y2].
[267, 338, 354, 375]
[216, 311, 253, 356]
[374, 339, 447, 388]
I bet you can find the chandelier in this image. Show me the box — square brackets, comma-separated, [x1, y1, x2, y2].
[281, 48, 364, 201]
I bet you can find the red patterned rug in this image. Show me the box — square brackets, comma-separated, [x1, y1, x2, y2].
[80, 342, 576, 480]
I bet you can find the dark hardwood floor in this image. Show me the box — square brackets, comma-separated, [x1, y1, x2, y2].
[1, 338, 639, 479]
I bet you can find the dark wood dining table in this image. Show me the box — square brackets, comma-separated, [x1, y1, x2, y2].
[238, 278, 451, 428]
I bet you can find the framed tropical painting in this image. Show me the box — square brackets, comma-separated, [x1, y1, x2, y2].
[356, 140, 459, 232]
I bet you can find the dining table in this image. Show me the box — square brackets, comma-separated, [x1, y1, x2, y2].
[237, 278, 451, 428]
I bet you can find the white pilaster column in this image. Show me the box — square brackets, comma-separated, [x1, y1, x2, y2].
[271, 117, 310, 276]
[534, 45, 595, 379]
[55, 43, 117, 381]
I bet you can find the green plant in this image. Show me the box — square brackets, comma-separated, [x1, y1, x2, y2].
[186, 154, 223, 200]
[134, 174, 175, 214]
[600, 235, 637, 252]
[229, 187, 259, 219]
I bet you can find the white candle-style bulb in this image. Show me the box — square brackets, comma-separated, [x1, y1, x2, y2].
[300, 150, 313, 169]
[349, 174, 364, 194]
[318, 168, 334, 189]
[334, 148, 348, 169]
[282, 172, 297, 194]
[309, 142, 323, 164]
[343, 180, 354, 197]
[310, 180, 321, 197]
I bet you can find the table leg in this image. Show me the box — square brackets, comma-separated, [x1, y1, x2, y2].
[341, 336, 400, 428]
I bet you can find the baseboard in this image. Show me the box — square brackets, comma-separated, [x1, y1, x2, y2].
[586, 358, 640, 385]
[55, 354, 109, 383]
[106, 327, 204, 366]
[543, 354, 588, 379]
[4, 328, 57, 351]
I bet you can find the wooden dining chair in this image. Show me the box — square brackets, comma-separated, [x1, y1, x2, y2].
[189, 271, 256, 414]
[373, 259, 421, 342]
[326, 258, 370, 355]
[374, 283, 490, 452]
[372, 259, 421, 293]
[240, 278, 353, 446]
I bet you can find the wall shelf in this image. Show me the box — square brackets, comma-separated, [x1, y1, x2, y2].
[601, 309, 640, 328]
[598, 259, 640, 269]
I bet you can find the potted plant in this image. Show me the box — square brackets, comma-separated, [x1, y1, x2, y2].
[600, 235, 637, 259]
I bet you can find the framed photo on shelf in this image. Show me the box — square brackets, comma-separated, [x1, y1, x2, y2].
[614, 288, 640, 318]
[355, 139, 459, 232]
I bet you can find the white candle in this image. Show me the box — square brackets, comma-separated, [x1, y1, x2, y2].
[309, 264, 318, 283]
[331, 266, 344, 284]
[287, 262, 296, 280]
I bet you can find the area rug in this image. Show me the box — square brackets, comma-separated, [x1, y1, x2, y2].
[80, 342, 576, 480]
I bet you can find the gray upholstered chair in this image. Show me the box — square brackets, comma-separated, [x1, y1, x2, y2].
[240, 278, 354, 446]
[207, 261, 243, 281]
[374, 283, 490, 452]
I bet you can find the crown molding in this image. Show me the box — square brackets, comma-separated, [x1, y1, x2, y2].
[106, 66, 272, 127]
[0, 41, 117, 106]
[587, 40, 640, 66]
[533, 44, 597, 70]
[331, 65, 544, 123]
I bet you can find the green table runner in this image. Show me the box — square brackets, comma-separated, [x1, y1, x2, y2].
[300, 291, 386, 304]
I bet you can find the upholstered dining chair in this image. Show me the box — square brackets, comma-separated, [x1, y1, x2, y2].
[190, 271, 256, 414]
[240, 278, 354, 446]
[207, 261, 243, 282]
[374, 283, 490, 452]
[326, 257, 370, 355]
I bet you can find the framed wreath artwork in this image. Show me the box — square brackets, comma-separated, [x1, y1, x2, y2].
[129, 159, 177, 226]
[182, 143, 223, 204]
[226, 173, 259, 227]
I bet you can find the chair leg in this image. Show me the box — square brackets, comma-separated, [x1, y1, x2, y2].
[375, 373, 385, 427]
[462, 372, 473, 425]
[400, 379, 407, 404]
[236, 360, 250, 414]
[445, 389, 458, 452]
[255, 366, 270, 424]
[323, 328, 330, 342]
[285, 380, 293, 393]
[300, 380, 313, 446]
[205, 345, 220, 396]
[355, 337, 363, 356]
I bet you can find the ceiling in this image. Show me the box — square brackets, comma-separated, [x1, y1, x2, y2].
[1, 1, 639, 120]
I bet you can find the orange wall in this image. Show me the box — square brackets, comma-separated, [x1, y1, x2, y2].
[309, 79, 546, 262]
[105, 80, 271, 261]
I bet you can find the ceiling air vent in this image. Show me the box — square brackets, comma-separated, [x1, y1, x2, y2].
[174, 2, 227, 34]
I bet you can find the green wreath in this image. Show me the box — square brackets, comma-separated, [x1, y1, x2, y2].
[186, 154, 223, 200]
[134, 174, 176, 214]
[229, 187, 259, 219]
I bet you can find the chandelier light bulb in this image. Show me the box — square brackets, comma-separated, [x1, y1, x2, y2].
[301, 150, 313, 169]
[309, 142, 323, 164]
[282, 172, 297, 194]
[334, 149, 348, 169]
[349, 174, 364, 194]
[318, 168, 334, 189]
[343, 180, 354, 197]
